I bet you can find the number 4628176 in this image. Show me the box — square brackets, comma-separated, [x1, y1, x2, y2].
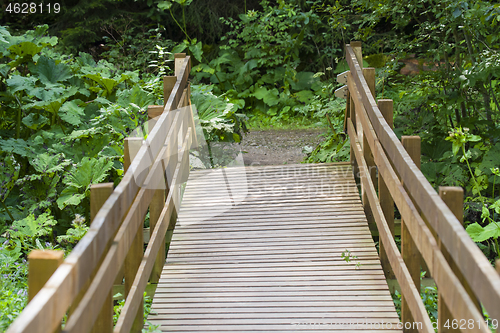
[5, 3, 61, 14]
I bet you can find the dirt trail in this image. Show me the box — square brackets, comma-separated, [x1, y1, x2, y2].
[236, 129, 327, 166]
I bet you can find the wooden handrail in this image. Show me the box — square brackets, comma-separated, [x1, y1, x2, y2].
[7, 54, 196, 333]
[343, 42, 500, 332]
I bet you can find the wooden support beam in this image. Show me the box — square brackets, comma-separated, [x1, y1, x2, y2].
[377, 99, 395, 280]
[90, 184, 114, 222]
[28, 251, 64, 302]
[147, 105, 164, 133]
[119, 137, 143, 288]
[28, 250, 64, 333]
[350, 41, 363, 70]
[343, 90, 351, 133]
[347, 119, 434, 332]
[401, 135, 421, 333]
[186, 83, 198, 148]
[124, 225, 144, 333]
[174, 53, 187, 77]
[362, 67, 377, 228]
[346, 49, 360, 186]
[123, 136, 144, 333]
[363, 68, 375, 97]
[438, 187, 481, 333]
[123, 137, 143, 173]
[149, 184, 166, 283]
[163, 76, 177, 108]
[90, 183, 114, 333]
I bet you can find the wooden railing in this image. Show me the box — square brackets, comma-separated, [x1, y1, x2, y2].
[342, 41, 500, 332]
[7, 53, 197, 333]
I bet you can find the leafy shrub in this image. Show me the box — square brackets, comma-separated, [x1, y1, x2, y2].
[190, 84, 247, 143]
[190, 0, 327, 121]
[0, 24, 156, 231]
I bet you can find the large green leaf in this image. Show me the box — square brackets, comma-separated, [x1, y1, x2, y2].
[59, 100, 85, 126]
[290, 71, 318, 91]
[68, 157, 113, 187]
[116, 85, 155, 111]
[189, 41, 203, 62]
[22, 113, 50, 130]
[466, 222, 500, 242]
[9, 212, 57, 240]
[57, 157, 113, 210]
[253, 86, 280, 106]
[6, 75, 37, 94]
[7, 42, 43, 66]
[29, 86, 79, 114]
[465, 222, 484, 242]
[77, 52, 96, 67]
[29, 56, 73, 87]
[295, 90, 315, 103]
[0, 154, 20, 202]
[57, 187, 86, 210]
[84, 73, 120, 96]
[0, 138, 31, 157]
[30, 153, 70, 174]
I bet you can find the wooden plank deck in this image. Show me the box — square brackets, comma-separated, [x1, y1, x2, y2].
[147, 163, 402, 332]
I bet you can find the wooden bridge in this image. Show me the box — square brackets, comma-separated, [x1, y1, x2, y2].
[7, 43, 500, 333]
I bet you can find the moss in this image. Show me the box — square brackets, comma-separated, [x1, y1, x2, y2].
[365, 54, 390, 68]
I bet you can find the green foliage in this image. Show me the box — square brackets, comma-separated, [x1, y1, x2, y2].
[305, 135, 350, 163]
[191, 1, 329, 121]
[0, 249, 27, 332]
[57, 157, 113, 210]
[341, 249, 361, 269]
[427, 127, 500, 258]
[0, 154, 20, 203]
[113, 292, 160, 332]
[7, 212, 57, 251]
[0, 25, 153, 227]
[190, 84, 247, 143]
[392, 272, 438, 323]
[56, 214, 89, 247]
[0, 26, 162, 328]
[100, 25, 176, 75]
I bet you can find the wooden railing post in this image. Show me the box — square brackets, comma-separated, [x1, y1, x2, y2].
[362, 67, 377, 227]
[163, 75, 177, 108]
[124, 212, 144, 333]
[147, 105, 164, 132]
[118, 136, 143, 290]
[378, 99, 395, 279]
[124, 137, 143, 173]
[68, 184, 114, 329]
[174, 53, 187, 77]
[401, 135, 422, 333]
[438, 187, 481, 332]
[28, 250, 63, 332]
[28, 251, 64, 302]
[349, 41, 362, 188]
[148, 112, 167, 284]
[123, 137, 145, 333]
[90, 183, 114, 333]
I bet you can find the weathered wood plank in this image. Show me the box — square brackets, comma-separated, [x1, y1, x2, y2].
[148, 163, 401, 331]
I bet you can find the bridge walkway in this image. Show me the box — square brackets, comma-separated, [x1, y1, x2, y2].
[147, 162, 401, 332]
